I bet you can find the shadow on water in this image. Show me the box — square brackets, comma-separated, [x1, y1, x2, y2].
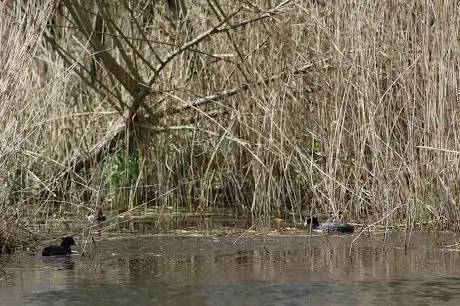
[1, 232, 460, 305]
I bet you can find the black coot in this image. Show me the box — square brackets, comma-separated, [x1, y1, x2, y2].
[42, 236, 76, 256]
[304, 216, 355, 233]
[87, 207, 106, 235]
[87, 207, 106, 224]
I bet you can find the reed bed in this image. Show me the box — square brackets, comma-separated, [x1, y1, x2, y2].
[1, 0, 460, 250]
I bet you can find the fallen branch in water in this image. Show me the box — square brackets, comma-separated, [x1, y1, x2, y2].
[348, 204, 404, 256]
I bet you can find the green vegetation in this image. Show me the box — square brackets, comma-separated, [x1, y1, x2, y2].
[1, 0, 459, 251]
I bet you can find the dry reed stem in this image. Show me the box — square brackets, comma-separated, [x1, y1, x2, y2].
[1, 0, 460, 247]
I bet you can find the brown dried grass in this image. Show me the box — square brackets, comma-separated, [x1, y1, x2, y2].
[1, 0, 460, 244]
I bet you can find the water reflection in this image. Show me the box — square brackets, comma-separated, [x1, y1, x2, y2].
[0, 233, 460, 305]
[41, 257, 75, 271]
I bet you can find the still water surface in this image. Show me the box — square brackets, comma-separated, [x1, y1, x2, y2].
[1, 232, 460, 305]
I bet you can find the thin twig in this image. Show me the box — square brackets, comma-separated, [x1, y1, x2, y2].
[348, 204, 403, 256]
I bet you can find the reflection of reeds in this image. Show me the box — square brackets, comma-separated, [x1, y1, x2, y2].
[15, 234, 460, 284]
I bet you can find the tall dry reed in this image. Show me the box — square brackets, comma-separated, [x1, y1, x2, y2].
[1, 0, 460, 234]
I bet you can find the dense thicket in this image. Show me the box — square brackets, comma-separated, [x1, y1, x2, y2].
[1, 0, 460, 233]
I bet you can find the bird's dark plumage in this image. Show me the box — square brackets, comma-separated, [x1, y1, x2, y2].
[42, 236, 76, 256]
[305, 216, 355, 233]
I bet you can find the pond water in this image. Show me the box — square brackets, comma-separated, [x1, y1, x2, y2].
[1, 232, 460, 305]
